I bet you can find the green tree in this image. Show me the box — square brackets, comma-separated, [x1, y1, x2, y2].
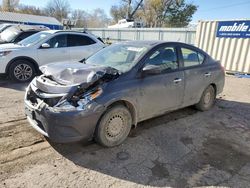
[110, 0, 197, 27]
[165, 1, 197, 27]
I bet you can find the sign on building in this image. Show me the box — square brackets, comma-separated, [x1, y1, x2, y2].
[216, 20, 250, 38]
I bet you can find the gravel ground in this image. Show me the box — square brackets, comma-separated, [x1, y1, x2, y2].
[0, 75, 250, 188]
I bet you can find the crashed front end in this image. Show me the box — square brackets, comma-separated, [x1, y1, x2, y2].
[24, 62, 118, 143]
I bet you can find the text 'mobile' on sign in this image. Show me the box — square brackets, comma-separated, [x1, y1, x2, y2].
[216, 20, 250, 38]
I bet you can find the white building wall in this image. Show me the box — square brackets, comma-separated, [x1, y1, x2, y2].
[195, 20, 250, 73]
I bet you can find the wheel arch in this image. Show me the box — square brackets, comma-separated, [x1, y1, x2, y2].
[104, 100, 138, 127]
[199, 83, 217, 100]
[210, 83, 217, 95]
[6, 56, 39, 74]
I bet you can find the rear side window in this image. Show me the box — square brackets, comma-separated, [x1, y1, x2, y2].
[68, 34, 96, 47]
[181, 48, 205, 67]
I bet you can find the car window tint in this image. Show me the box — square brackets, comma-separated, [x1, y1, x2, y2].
[181, 48, 205, 67]
[145, 46, 178, 71]
[47, 34, 67, 48]
[68, 34, 96, 47]
[15, 31, 37, 42]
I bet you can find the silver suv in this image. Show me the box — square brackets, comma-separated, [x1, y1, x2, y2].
[0, 30, 105, 82]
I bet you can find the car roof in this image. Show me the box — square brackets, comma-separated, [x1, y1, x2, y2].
[114, 40, 209, 56]
[117, 40, 196, 48]
[6, 24, 49, 32]
[42, 30, 91, 35]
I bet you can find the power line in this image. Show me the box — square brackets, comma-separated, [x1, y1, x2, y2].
[200, 0, 250, 12]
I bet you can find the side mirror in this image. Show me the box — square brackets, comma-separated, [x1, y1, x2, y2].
[142, 65, 162, 76]
[41, 43, 50, 48]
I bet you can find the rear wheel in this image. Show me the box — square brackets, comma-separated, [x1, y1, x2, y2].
[195, 85, 216, 111]
[95, 105, 132, 147]
[9, 60, 36, 82]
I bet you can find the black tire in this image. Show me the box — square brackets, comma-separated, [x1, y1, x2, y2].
[95, 105, 132, 147]
[195, 85, 216, 111]
[9, 59, 36, 82]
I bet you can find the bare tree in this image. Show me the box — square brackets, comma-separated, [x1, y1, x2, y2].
[1, 0, 19, 12]
[110, 0, 143, 22]
[122, 0, 143, 20]
[71, 9, 89, 28]
[44, 0, 71, 21]
[17, 4, 45, 16]
[88, 8, 110, 28]
[110, 5, 127, 23]
[127, 0, 144, 19]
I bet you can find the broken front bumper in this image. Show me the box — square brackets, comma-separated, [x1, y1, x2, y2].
[24, 85, 105, 143]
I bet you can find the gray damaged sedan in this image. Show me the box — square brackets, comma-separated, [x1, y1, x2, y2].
[24, 41, 225, 147]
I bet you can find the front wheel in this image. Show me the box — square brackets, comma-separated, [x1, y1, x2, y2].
[9, 60, 36, 82]
[95, 105, 132, 147]
[195, 85, 216, 111]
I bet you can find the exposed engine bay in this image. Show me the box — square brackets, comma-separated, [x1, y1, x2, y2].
[26, 62, 119, 111]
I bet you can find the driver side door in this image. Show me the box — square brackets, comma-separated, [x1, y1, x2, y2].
[137, 45, 185, 121]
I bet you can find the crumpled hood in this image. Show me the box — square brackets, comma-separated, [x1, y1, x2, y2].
[40, 61, 119, 86]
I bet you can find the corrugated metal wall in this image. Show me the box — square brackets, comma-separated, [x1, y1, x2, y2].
[76, 28, 196, 44]
[195, 20, 250, 73]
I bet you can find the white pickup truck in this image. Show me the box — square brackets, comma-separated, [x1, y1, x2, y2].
[108, 19, 143, 28]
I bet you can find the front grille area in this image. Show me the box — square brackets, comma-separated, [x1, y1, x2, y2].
[27, 86, 62, 107]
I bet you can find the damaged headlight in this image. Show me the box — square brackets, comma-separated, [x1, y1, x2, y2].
[54, 88, 103, 111]
[76, 88, 103, 110]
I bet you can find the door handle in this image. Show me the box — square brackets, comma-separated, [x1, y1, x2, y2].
[204, 72, 211, 77]
[173, 78, 182, 83]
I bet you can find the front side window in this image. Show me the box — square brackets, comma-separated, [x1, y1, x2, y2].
[144, 46, 178, 71]
[47, 34, 67, 48]
[181, 48, 205, 67]
[68, 34, 96, 47]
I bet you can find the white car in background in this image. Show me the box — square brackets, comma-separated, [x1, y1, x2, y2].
[0, 30, 105, 82]
[0, 23, 15, 33]
[108, 19, 144, 28]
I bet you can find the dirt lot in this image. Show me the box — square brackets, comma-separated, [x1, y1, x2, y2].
[0, 75, 250, 188]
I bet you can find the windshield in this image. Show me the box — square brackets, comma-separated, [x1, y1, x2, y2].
[0, 26, 20, 42]
[18, 32, 52, 47]
[85, 43, 149, 73]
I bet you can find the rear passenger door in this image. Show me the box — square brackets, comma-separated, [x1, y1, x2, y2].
[68, 34, 102, 61]
[179, 46, 213, 106]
